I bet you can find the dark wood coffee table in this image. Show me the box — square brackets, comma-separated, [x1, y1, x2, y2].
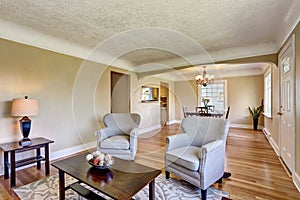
[52, 153, 161, 200]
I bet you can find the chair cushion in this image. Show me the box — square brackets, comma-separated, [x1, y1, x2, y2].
[103, 113, 141, 134]
[165, 146, 200, 171]
[100, 135, 130, 150]
[181, 117, 227, 146]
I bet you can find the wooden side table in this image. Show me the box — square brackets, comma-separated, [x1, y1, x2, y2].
[0, 137, 54, 187]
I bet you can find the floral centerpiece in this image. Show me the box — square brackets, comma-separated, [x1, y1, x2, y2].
[202, 98, 210, 107]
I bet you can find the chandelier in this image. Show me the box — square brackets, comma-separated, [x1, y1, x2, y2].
[195, 66, 214, 87]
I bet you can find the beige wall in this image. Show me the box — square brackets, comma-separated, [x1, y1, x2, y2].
[174, 80, 198, 119]
[226, 75, 264, 126]
[0, 39, 84, 152]
[0, 39, 175, 174]
[263, 64, 280, 147]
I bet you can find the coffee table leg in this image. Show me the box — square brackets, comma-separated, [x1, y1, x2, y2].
[4, 151, 9, 179]
[58, 169, 65, 200]
[149, 179, 155, 200]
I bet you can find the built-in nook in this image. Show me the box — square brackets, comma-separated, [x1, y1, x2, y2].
[111, 71, 130, 113]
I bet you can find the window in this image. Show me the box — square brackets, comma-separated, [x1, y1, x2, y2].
[199, 81, 226, 112]
[264, 72, 272, 117]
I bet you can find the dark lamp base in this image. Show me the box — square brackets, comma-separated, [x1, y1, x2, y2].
[19, 138, 32, 146]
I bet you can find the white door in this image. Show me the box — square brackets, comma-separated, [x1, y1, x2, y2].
[278, 35, 295, 173]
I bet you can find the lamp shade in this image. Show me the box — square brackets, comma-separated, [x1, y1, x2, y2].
[11, 96, 39, 117]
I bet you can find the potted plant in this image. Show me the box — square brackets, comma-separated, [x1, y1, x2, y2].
[248, 100, 264, 130]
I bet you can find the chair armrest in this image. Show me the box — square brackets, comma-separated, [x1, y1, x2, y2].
[197, 140, 226, 179]
[197, 140, 226, 188]
[198, 140, 224, 159]
[129, 128, 138, 150]
[96, 127, 120, 142]
[129, 128, 139, 160]
[166, 133, 189, 151]
[130, 128, 138, 138]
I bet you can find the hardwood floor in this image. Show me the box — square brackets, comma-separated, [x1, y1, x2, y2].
[1, 124, 299, 199]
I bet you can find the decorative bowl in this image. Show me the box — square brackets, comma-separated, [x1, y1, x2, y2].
[88, 159, 114, 169]
[86, 151, 114, 169]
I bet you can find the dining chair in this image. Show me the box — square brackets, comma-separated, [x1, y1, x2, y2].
[225, 106, 230, 119]
[182, 106, 188, 118]
[223, 106, 231, 179]
[207, 105, 215, 113]
[195, 106, 207, 114]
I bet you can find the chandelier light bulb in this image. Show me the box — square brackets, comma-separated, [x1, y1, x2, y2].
[195, 66, 214, 87]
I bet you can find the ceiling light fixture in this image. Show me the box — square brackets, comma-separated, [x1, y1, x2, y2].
[195, 66, 214, 87]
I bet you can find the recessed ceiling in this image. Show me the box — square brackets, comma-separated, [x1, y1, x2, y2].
[159, 63, 271, 81]
[0, 0, 299, 78]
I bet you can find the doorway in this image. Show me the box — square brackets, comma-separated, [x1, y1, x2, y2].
[160, 82, 169, 126]
[111, 71, 130, 113]
[278, 34, 295, 173]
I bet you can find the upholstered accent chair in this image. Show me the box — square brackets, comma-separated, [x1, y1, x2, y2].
[164, 116, 230, 200]
[96, 113, 141, 161]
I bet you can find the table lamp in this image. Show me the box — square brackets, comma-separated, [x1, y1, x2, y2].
[11, 96, 39, 146]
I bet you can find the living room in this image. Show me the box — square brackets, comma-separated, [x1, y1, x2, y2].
[1, 1, 300, 199]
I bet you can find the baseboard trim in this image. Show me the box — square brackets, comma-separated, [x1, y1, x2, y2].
[139, 124, 162, 135]
[293, 172, 300, 192]
[139, 120, 182, 132]
[262, 128, 300, 192]
[167, 120, 181, 124]
[50, 141, 96, 160]
[139, 121, 180, 136]
[269, 137, 280, 156]
[262, 127, 271, 136]
[230, 123, 263, 129]
[262, 128, 279, 156]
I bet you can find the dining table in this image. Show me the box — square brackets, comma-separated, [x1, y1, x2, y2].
[195, 106, 215, 113]
[185, 111, 224, 118]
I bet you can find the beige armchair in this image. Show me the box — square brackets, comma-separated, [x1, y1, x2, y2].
[96, 113, 141, 160]
[164, 116, 230, 200]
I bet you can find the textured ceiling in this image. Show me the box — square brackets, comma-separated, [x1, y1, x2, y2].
[0, 0, 300, 78]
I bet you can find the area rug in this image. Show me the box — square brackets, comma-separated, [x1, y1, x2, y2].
[14, 174, 229, 200]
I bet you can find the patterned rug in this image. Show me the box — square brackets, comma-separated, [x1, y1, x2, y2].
[14, 174, 229, 200]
